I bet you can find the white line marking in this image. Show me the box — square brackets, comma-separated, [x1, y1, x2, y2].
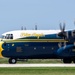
[0, 64, 75, 67]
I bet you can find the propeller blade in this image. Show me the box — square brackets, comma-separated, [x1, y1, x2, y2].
[59, 22, 65, 32]
[63, 22, 66, 32]
[59, 23, 62, 31]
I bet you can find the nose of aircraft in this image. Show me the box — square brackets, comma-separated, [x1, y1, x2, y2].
[0, 42, 4, 58]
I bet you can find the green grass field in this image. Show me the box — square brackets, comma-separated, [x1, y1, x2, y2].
[0, 67, 75, 75]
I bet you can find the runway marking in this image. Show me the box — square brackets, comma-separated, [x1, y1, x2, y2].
[0, 64, 75, 67]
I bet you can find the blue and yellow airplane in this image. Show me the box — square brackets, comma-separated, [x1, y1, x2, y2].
[0, 25, 75, 64]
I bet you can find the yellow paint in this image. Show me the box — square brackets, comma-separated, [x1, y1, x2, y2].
[20, 33, 44, 37]
[12, 44, 14, 46]
[0, 42, 4, 58]
[5, 39, 68, 43]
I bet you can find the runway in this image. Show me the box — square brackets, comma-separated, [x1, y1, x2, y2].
[0, 64, 75, 67]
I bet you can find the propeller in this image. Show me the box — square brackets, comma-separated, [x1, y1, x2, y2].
[58, 22, 68, 48]
[58, 22, 67, 39]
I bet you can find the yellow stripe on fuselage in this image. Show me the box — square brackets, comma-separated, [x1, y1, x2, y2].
[4, 39, 68, 43]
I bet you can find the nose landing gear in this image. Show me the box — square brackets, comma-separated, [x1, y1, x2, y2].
[9, 58, 17, 64]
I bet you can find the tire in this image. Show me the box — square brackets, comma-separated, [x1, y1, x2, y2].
[63, 58, 72, 64]
[9, 58, 17, 64]
[73, 59, 75, 63]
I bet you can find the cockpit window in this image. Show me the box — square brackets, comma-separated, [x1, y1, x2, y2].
[6, 34, 13, 39]
[2, 36, 6, 39]
[2, 34, 13, 39]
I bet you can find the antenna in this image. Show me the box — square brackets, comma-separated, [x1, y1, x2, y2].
[24, 27, 26, 30]
[21, 26, 23, 30]
[35, 25, 37, 30]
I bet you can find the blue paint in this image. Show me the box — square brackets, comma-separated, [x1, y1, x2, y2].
[1, 30, 75, 60]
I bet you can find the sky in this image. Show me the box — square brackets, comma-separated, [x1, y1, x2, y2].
[0, 0, 75, 35]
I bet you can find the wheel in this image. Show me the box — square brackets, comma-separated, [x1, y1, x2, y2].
[73, 59, 75, 63]
[63, 58, 72, 64]
[9, 58, 17, 64]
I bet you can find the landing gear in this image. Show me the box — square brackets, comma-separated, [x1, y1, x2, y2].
[9, 58, 17, 64]
[73, 59, 75, 63]
[63, 58, 72, 63]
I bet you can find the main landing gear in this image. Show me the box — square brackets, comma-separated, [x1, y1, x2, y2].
[9, 58, 17, 64]
[63, 58, 75, 63]
[63, 58, 72, 63]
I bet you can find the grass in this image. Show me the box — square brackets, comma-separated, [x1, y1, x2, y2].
[0, 67, 75, 75]
[0, 58, 63, 64]
[0, 58, 74, 75]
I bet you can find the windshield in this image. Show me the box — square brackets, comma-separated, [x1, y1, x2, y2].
[2, 34, 13, 39]
[2, 36, 6, 39]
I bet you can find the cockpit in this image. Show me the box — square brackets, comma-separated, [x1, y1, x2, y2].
[2, 34, 13, 39]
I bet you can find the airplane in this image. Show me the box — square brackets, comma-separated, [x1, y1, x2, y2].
[0, 25, 75, 64]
